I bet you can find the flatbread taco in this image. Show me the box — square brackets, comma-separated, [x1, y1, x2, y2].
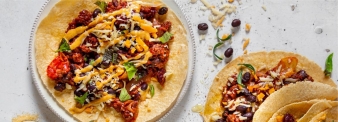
[34, 0, 189, 121]
[202, 51, 337, 122]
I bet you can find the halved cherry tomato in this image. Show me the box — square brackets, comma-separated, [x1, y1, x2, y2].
[47, 52, 70, 80]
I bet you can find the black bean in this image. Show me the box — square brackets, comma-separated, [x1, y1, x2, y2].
[134, 25, 141, 30]
[224, 48, 233, 58]
[140, 82, 148, 91]
[107, 88, 116, 94]
[242, 88, 250, 96]
[198, 23, 208, 30]
[87, 85, 96, 92]
[74, 90, 84, 97]
[242, 112, 253, 120]
[158, 7, 168, 15]
[236, 105, 247, 113]
[54, 83, 66, 91]
[246, 95, 257, 102]
[92, 8, 101, 18]
[231, 19, 241, 27]
[283, 113, 295, 122]
[242, 72, 251, 83]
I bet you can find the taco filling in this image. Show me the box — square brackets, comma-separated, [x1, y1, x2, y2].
[46, 1, 174, 121]
[216, 57, 314, 122]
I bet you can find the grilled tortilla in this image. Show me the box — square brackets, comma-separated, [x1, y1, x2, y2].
[35, 0, 188, 121]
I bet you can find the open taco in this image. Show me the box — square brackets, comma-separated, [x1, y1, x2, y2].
[34, 0, 188, 121]
[201, 51, 337, 122]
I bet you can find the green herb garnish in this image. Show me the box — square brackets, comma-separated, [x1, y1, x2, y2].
[213, 42, 224, 60]
[324, 53, 333, 77]
[75, 92, 88, 105]
[94, 1, 107, 13]
[216, 29, 232, 42]
[237, 69, 245, 87]
[123, 62, 137, 80]
[112, 53, 118, 65]
[238, 63, 256, 73]
[58, 38, 71, 52]
[89, 59, 95, 65]
[213, 29, 232, 60]
[159, 32, 173, 43]
[119, 87, 131, 102]
[149, 84, 155, 98]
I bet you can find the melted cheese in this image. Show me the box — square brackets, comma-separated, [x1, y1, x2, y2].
[70, 94, 113, 113]
[64, 26, 88, 40]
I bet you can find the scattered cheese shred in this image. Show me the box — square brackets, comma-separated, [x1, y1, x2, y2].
[243, 49, 248, 54]
[245, 23, 251, 32]
[257, 93, 265, 101]
[216, 16, 226, 28]
[242, 38, 250, 50]
[228, 0, 234, 3]
[262, 5, 267, 11]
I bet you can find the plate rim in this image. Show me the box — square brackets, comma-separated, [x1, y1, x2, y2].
[28, 0, 196, 121]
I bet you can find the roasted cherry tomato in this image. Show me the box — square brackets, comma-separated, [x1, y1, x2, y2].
[272, 57, 298, 78]
[47, 52, 70, 80]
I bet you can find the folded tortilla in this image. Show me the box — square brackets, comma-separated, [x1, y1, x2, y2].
[202, 51, 337, 122]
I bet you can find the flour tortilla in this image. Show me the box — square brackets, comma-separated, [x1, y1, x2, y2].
[202, 51, 337, 122]
[310, 106, 338, 122]
[253, 82, 338, 122]
[34, 0, 189, 121]
[298, 101, 338, 122]
[268, 100, 338, 122]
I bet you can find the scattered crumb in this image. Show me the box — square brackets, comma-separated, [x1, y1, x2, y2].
[200, 6, 208, 11]
[242, 38, 250, 50]
[245, 23, 251, 32]
[207, 52, 213, 57]
[12, 113, 38, 122]
[208, 45, 213, 50]
[211, 69, 215, 72]
[325, 49, 330, 52]
[291, 4, 296, 11]
[243, 49, 248, 54]
[237, 0, 242, 5]
[199, 34, 206, 41]
[262, 5, 267, 11]
[191, 0, 197, 3]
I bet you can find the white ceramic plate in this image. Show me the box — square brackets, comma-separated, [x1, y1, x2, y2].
[28, 0, 195, 121]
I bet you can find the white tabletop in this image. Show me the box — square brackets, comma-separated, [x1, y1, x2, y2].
[1, 0, 337, 121]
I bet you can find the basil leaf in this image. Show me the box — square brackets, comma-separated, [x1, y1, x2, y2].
[75, 92, 88, 105]
[238, 63, 256, 73]
[324, 53, 333, 76]
[216, 29, 232, 42]
[149, 84, 155, 97]
[237, 69, 245, 87]
[159, 32, 173, 43]
[112, 53, 118, 65]
[123, 62, 138, 80]
[119, 88, 131, 102]
[58, 38, 71, 52]
[213, 42, 224, 60]
[94, 1, 107, 13]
